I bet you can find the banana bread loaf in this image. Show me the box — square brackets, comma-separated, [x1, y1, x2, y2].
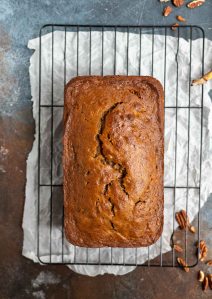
[64, 76, 164, 247]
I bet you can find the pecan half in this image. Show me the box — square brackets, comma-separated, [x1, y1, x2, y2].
[206, 260, 212, 266]
[173, 0, 184, 7]
[175, 210, 196, 233]
[198, 240, 208, 261]
[171, 23, 180, 31]
[208, 274, 212, 290]
[202, 276, 208, 291]
[175, 211, 184, 228]
[189, 225, 196, 233]
[173, 244, 183, 253]
[198, 270, 205, 282]
[163, 6, 173, 16]
[187, 0, 205, 9]
[177, 257, 189, 272]
[192, 70, 212, 86]
[175, 210, 189, 229]
[177, 15, 186, 22]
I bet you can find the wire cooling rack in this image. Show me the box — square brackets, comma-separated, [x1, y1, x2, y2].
[37, 25, 205, 267]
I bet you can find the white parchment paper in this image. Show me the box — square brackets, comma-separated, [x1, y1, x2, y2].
[23, 29, 212, 276]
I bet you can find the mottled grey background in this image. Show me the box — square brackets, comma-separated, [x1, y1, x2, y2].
[0, 0, 211, 114]
[0, 1, 211, 299]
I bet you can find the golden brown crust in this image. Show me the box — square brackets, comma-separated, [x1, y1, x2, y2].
[64, 76, 164, 247]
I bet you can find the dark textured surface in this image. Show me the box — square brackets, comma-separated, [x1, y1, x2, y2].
[64, 76, 164, 247]
[0, 0, 211, 298]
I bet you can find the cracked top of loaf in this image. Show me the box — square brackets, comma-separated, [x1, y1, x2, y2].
[64, 76, 164, 247]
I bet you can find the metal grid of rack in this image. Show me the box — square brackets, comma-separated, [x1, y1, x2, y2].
[37, 25, 205, 266]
